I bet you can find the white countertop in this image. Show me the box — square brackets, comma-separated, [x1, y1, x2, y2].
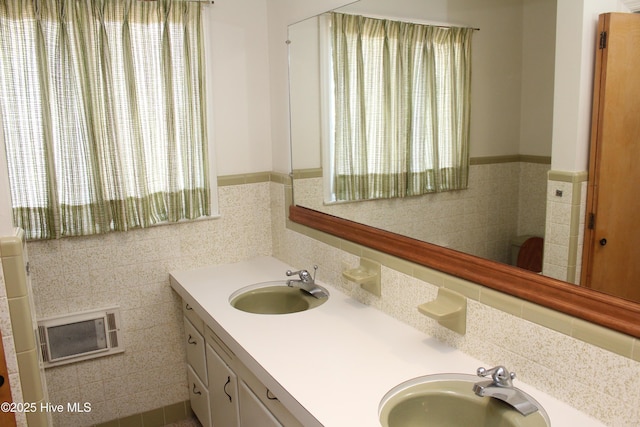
[170, 256, 604, 427]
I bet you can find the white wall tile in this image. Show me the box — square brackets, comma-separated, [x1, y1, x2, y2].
[25, 182, 273, 426]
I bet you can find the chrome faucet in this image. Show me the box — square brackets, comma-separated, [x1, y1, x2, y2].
[285, 265, 328, 299]
[472, 366, 540, 416]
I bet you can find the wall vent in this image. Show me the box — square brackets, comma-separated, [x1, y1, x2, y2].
[37, 307, 124, 368]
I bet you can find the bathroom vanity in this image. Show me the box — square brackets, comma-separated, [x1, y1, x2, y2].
[181, 298, 302, 427]
[170, 256, 604, 427]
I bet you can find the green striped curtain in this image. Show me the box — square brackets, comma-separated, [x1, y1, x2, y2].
[331, 12, 472, 202]
[0, 0, 210, 239]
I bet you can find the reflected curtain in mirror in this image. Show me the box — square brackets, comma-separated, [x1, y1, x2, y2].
[330, 12, 473, 202]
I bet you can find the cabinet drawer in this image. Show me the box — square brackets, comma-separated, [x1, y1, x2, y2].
[239, 380, 283, 427]
[205, 325, 235, 365]
[183, 301, 204, 335]
[184, 317, 207, 386]
[238, 366, 303, 427]
[188, 365, 211, 427]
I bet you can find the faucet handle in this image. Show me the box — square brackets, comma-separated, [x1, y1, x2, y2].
[477, 366, 515, 387]
[286, 269, 304, 277]
[286, 265, 318, 282]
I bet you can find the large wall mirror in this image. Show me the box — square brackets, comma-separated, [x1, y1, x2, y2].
[287, 0, 640, 337]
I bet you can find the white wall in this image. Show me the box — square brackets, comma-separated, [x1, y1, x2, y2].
[266, 0, 355, 174]
[520, 0, 557, 156]
[288, 16, 322, 170]
[551, 0, 629, 171]
[0, 130, 13, 236]
[442, 0, 525, 157]
[208, 0, 274, 175]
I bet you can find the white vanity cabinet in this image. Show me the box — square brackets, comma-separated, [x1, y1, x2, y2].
[184, 315, 207, 385]
[182, 300, 302, 427]
[183, 302, 211, 427]
[187, 365, 211, 427]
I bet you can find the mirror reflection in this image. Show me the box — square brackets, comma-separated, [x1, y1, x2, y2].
[289, 0, 556, 272]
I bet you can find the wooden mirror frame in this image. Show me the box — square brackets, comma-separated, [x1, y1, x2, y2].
[289, 205, 640, 338]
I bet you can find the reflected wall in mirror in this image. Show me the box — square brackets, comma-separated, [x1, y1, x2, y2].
[289, 0, 556, 272]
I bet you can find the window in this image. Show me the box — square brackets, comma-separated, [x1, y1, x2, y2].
[0, 0, 217, 240]
[325, 13, 473, 202]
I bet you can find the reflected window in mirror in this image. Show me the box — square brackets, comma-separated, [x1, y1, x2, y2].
[323, 13, 474, 203]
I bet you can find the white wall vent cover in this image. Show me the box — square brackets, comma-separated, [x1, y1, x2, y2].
[37, 306, 124, 368]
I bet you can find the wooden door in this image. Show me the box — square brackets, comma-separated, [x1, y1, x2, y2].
[0, 329, 17, 427]
[582, 13, 640, 302]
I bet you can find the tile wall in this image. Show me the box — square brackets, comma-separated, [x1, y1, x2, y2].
[22, 178, 274, 427]
[294, 160, 549, 265]
[0, 262, 25, 426]
[0, 231, 50, 426]
[543, 171, 589, 283]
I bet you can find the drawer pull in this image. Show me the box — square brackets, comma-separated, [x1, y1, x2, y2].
[187, 334, 197, 345]
[192, 383, 202, 395]
[266, 389, 278, 401]
[185, 303, 193, 310]
[223, 376, 232, 402]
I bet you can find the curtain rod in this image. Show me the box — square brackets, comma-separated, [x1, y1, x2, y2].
[139, 0, 214, 3]
[434, 24, 480, 31]
[423, 23, 479, 31]
[333, 12, 479, 31]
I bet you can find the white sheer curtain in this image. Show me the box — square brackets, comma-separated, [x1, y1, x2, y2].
[0, 0, 212, 239]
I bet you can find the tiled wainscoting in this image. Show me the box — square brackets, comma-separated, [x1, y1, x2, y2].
[22, 174, 279, 427]
[293, 157, 549, 265]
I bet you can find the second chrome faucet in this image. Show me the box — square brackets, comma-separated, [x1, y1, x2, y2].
[472, 365, 542, 416]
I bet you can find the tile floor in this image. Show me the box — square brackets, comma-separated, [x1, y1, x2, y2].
[164, 417, 202, 427]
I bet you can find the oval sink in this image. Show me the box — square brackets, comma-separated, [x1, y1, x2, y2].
[379, 374, 550, 427]
[229, 281, 329, 314]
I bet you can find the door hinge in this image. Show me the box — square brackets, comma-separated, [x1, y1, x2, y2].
[599, 31, 607, 49]
[588, 212, 595, 230]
